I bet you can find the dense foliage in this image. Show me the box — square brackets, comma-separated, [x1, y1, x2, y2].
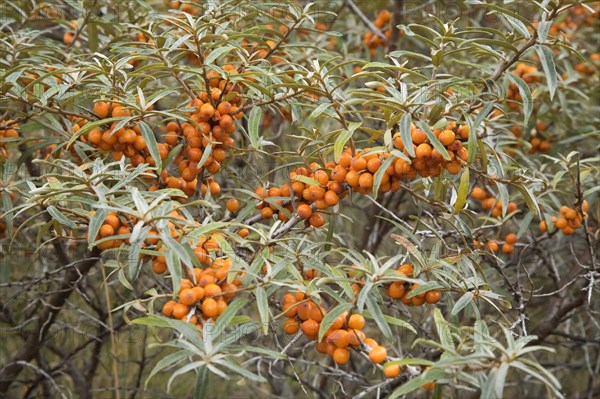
[1, 0, 599, 398]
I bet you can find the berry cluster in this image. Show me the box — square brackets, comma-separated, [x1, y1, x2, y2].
[363, 10, 393, 56]
[470, 186, 518, 218]
[254, 121, 470, 225]
[0, 119, 19, 158]
[383, 264, 441, 305]
[281, 293, 397, 375]
[473, 233, 518, 255]
[539, 202, 588, 235]
[510, 121, 553, 154]
[161, 262, 240, 330]
[93, 212, 132, 250]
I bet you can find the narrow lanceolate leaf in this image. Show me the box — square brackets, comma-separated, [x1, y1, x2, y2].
[453, 168, 470, 213]
[47, 206, 77, 229]
[334, 121, 362, 162]
[417, 121, 450, 161]
[433, 308, 454, 350]
[255, 287, 269, 335]
[318, 303, 353, 342]
[139, 121, 162, 171]
[213, 297, 250, 334]
[205, 45, 237, 65]
[365, 295, 393, 340]
[88, 208, 108, 246]
[535, 44, 557, 99]
[372, 156, 395, 199]
[507, 74, 533, 125]
[247, 106, 262, 149]
[513, 183, 540, 216]
[399, 113, 414, 158]
[389, 369, 446, 398]
[451, 291, 474, 316]
[194, 366, 209, 399]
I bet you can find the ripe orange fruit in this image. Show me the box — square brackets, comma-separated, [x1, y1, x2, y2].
[471, 187, 487, 200]
[554, 218, 568, 229]
[368, 345, 387, 364]
[162, 300, 176, 317]
[172, 303, 189, 319]
[199, 103, 215, 120]
[383, 363, 401, 378]
[327, 329, 350, 348]
[283, 318, 300, 334]
[297, 204, 312, 219]
[502, 243, 514, 254]
[323, 190, 339, 206]
[416, 143, 432, 159]
[99, 224, 114, 237]
[204, 283, 222, 297]
[347, 314, 365, 330]
[201, 297, 219, 318]
[351, 157, 367, 171]
[226, 198, 239, 212]
[309, 213, 325, 227]
[425, 290, 441, 304]
[152, 260, 167, 274]
[358, 172, 374, 188]
[105, 214, 120, 230]
[505, 233, 517, 244]
[179, 288, 197, 306]
[388, 282, 405, 299]
[301, 319, 319, 339]
[191, 286, 205, 301]
[347, 329, 366, 346]
[333, 347, 350, 365]
[94, 102, 111, 118]
[397, 264, 414, 276]
[261, 207, 273, 219]
[486, 241, 499, 252]
[438, 129, 456, 146]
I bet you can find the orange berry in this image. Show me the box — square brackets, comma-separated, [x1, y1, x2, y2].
[162, 300, 176, 317]
[201, 297, 219, 318]
[416, 143, 432, 159]
[425, 290, 441, 304]
[99, 224, 114, 237]
[438, 129, 456, 146]
[283, 318, 300, 334]
[297, 204, 312, 219]
[486, 241, 499, 252]
[383, 363, 401, 378]
[179, 288, 197, 306]
[327, 329, 350, 348]
[301, 319, 319, 339]
[368, 345, 387, 364]
[309, 213, 325, 227]
[502, 243, 514, 254]
[505, 233, 517, 244]
[471, 187, 487, 200]
[397, 264, 414, 276]
[333, 347, 350, 365]
[172, 303, 189, 319]
[226, 198, 239, 212]
[347, 314, 365, 330]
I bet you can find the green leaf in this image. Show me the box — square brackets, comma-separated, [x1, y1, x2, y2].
[451, 291, 474, 316]
[372, 156, 395, 199]
[507, 74, 533, 125]
[453, 169, 470, 213]
[194, 366, 209, 399]
[535, 45, 557, 100]
[334, 121, 361, 162]
[399, 113, 414, 158]
[433, 308, 454, 350]
[318, 303, 353, 342]
[255, 287, 269, 335]
[88, 208, 108, 246]
[292, 174, 321, 187]
[365, 295, 393, 340]
[47, 206, 77, 229]
[247, 106, 262, 149]
[513, 183, 540, 216]
[205, 45, 237, 65]
[389, 369, 446, 398]
[139, 121, 162, 171]
[213, 297, 250, 334]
